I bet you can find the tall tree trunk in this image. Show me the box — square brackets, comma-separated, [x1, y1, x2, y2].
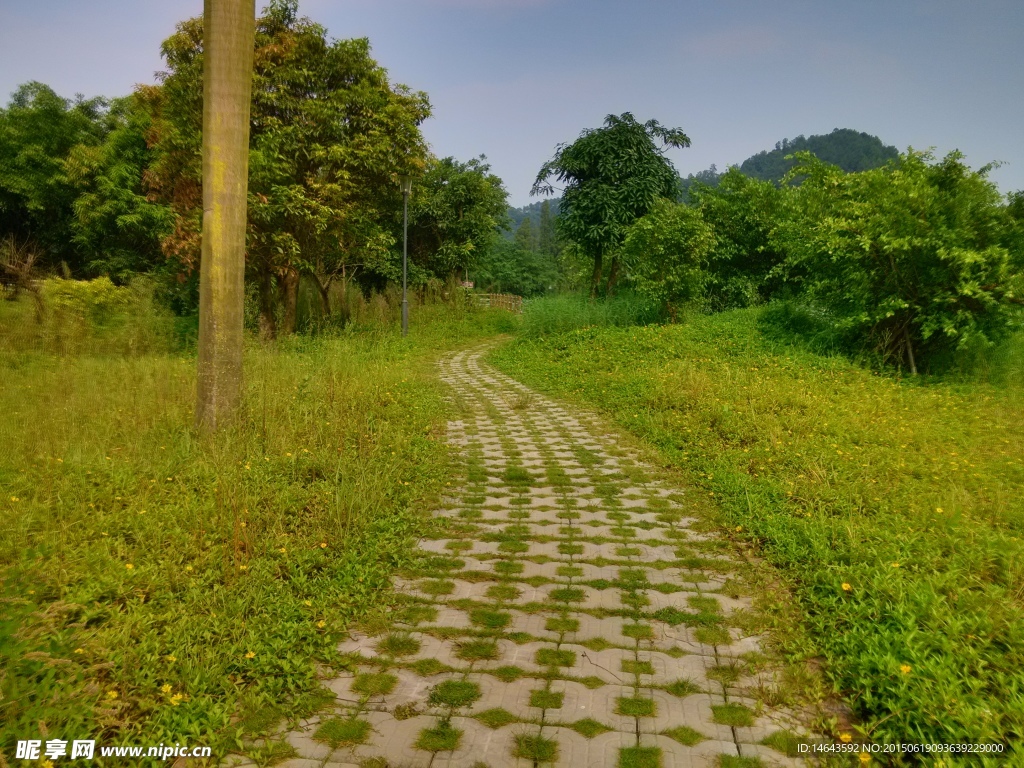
[310, 273, 331, 317]
[258, 265, 276, 340]
[589, 248, 603, 298]
[279, 267, 300, 335]
[606, 255, 621, 297]
[195, 0, 255, 432]
[904, 325, 918, 375]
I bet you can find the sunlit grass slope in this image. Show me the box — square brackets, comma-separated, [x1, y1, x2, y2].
[0, 297, 514, 760]
[489, 305, 1024, 753]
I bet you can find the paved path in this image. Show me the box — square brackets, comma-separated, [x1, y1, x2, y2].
[283, 346, 808, 768]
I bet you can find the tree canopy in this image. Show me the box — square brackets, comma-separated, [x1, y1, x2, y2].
[144, 0, 431, 335]
[532, 112, 690, 295]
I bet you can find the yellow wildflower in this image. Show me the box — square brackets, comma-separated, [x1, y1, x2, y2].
[170, 693, 183, 706]
[841, 582, 852, 592]
[839, 732, 852, 743]
[245, 651, 255, 659]
[316, 620, 326, 628]
[303, 600, 312, 606]
[900, 664, 912, 675]
[125, 563, 134, 570]
[106, 689, 119, 699]
[161, 684, 173, 694]
[166, 655, 177, 662]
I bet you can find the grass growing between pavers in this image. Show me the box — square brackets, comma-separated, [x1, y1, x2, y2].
[489, 306, 1024, 748]
[313, 716, 372, 748]
[0, 296, 520, 758]
[475, 708, 522, 729]
[619, 745, 662, 768]
[415, 720, 463, 752]
[513, 733, 560, 762]
[662, 725, 706, 746]
[428, 679, 482, 709]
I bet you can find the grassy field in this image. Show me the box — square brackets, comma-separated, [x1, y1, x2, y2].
[489, 303, 1024, 756]
[0, 289, 514, 761]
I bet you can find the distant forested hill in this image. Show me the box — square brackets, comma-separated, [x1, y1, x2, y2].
[679, 128, 899, 198]
[506, 199, 560, 234]
[740, 128, 899, 180]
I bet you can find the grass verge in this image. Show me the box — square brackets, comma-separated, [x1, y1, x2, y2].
[0, 296, 514, 759]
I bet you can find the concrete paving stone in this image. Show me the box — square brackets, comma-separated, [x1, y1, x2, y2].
[569, 646, 633, 684]
[419, 607, 473, 630]
[435, 717, 523, 768]
[285, 728, 332, 761]
[645, 692, 737, 742]
[557, 680, 636, 730]
[654, 735, 741, 768]
[498, 640, 562, 674]
[737, 742, 806, 767]
[507, 610, 559, 640]
[551, 728, 636, 768]
[643, 650, 713, 687]
[349, 712, 434, 768]
[401, 633, 466, 669]
[716, 633, 765, 657]
[273, 759, 325, 768]
[645, 590, 704, 612]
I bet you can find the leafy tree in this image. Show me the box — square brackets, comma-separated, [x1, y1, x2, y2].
[64, 95, 173, 282]
[688, 168, 785, 309]
[514, 216, 536, 251]
[538, 199, 557, 257]
[621, 199, 714, 319]
[0, 82, 109, 272]
[778, 150, 1020, 372]
[146, 0, 430, 335]
[472, 238, 557, 297]
[403, 155, 508, 285]
[532, 113, 690, 296]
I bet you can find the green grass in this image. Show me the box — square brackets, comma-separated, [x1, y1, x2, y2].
[456, 639, 500, 661]
[663, 679, 700, 697]
[568, 718, 612, 738]
[622, 659, 655, 676]
[513, 733, 559, 762]
[529, 689, 564, 709]
[519, 292, 662, 338]
[470, 608, 511, 629]
[711, 703, 756, 727]
[427, 679, 481, 709]
[545, 617, 579, 633]
[491, 665, 526, 682]
[760, 729, 801, 757]
[616, 696, 656, 717]
[662, 725, 705, 746]
[377, 633, 421, 657]
[618, 746, 662, 768]
[415, 720, 462, 752]
[351, 672, 397, 697]
[408, 658, 449, 677]
[474, 708, 520, 729]
[489, 307, 1024, 748]
[535, 648, 576, 668]
[313, 717, 371, 748]
[486, 584, 521, 601]
[0, 292, 515, 759]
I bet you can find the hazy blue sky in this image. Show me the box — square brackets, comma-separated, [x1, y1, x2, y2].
[2, 0, 1021, 206]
